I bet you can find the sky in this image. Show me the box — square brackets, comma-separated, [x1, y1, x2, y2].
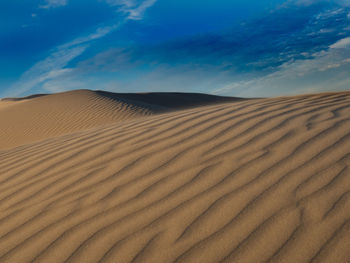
[1, 0, 350, 98]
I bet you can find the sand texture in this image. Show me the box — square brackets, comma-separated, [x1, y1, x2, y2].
[0, 90, 238, 150]
[0, 90, 350, 262]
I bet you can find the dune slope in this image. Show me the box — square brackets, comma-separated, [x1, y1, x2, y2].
[0, 89, 238, 150]
[0, 91, 350, 262]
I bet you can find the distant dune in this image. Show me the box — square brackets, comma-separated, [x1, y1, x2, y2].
[0, 89, 239, 150]
[0, 90, 350, 262]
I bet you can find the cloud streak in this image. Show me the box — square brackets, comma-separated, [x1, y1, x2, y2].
[6, 0, 157, 97]
[213, 41, 350, 97]
[127, 0, 157, 20]
[105, 0, 157, 20]
[39, 0, 68, 9]
[5, 46, 87, 97]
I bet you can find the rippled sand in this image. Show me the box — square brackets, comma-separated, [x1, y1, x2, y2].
[0, 90, 350, 263]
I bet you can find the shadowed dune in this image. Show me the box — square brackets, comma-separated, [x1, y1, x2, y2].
[0, 90, 350, 262]
[95, 90, 245, 109]
[1, 94, 49, 101]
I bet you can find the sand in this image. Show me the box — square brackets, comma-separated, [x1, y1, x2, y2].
[0, 90, 238, 150]
[0, 89, 350, 262]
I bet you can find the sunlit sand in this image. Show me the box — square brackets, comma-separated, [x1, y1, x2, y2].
[0, 90, 350, 262]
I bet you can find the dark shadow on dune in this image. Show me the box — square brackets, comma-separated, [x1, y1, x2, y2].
[1, 89, 247, 112]
[95, 90, 245, 111]
[1, 94, 49, 102]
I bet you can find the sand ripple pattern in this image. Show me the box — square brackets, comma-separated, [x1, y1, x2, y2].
[0, 91, 350, 262]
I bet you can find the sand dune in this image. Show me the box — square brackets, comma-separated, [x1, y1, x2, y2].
[0, 90, 350, 262]
[0, 89, 238, 150]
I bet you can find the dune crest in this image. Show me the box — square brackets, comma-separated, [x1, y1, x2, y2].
[0, 90, 350, 262]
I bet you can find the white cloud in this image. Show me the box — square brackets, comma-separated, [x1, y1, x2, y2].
[105, 0, 136, 7]
[39, 0, 68, 9]
[330, 37, 350, 48]
[127, 0, 157, 20]
[59, 25, 119, 49]
[105, 0, 157, 20]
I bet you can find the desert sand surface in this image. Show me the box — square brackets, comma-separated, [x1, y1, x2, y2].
[0, 90, 238, 150]
[0, 90, 350, 262]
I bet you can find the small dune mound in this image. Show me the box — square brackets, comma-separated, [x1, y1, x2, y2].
[0, 89, 239, 150]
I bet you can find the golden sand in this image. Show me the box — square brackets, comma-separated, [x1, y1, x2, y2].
[0, 90, 349, 262]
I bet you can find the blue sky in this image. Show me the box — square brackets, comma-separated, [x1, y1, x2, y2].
[1, 0, 350, 98]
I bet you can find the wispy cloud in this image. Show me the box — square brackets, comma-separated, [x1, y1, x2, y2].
[330, 37, 350, 48]
[105, 0, 157, 20]
[39, 0, 68, 9]
[127, 0, 157, 20]
[294, 0, 350, 7]
[73, 0, 350, 97]
[59, 25, 120, 49]
[105, 0, 137, 8]
[5, 46, 86, 97]
[78, 2, 350, 74]
[4, 23, 119, 97]
[6, 0, 157, 97]
[5, 26, 113, 97]
[213, 41, 350, 97]
[7, 0, 349, 98]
